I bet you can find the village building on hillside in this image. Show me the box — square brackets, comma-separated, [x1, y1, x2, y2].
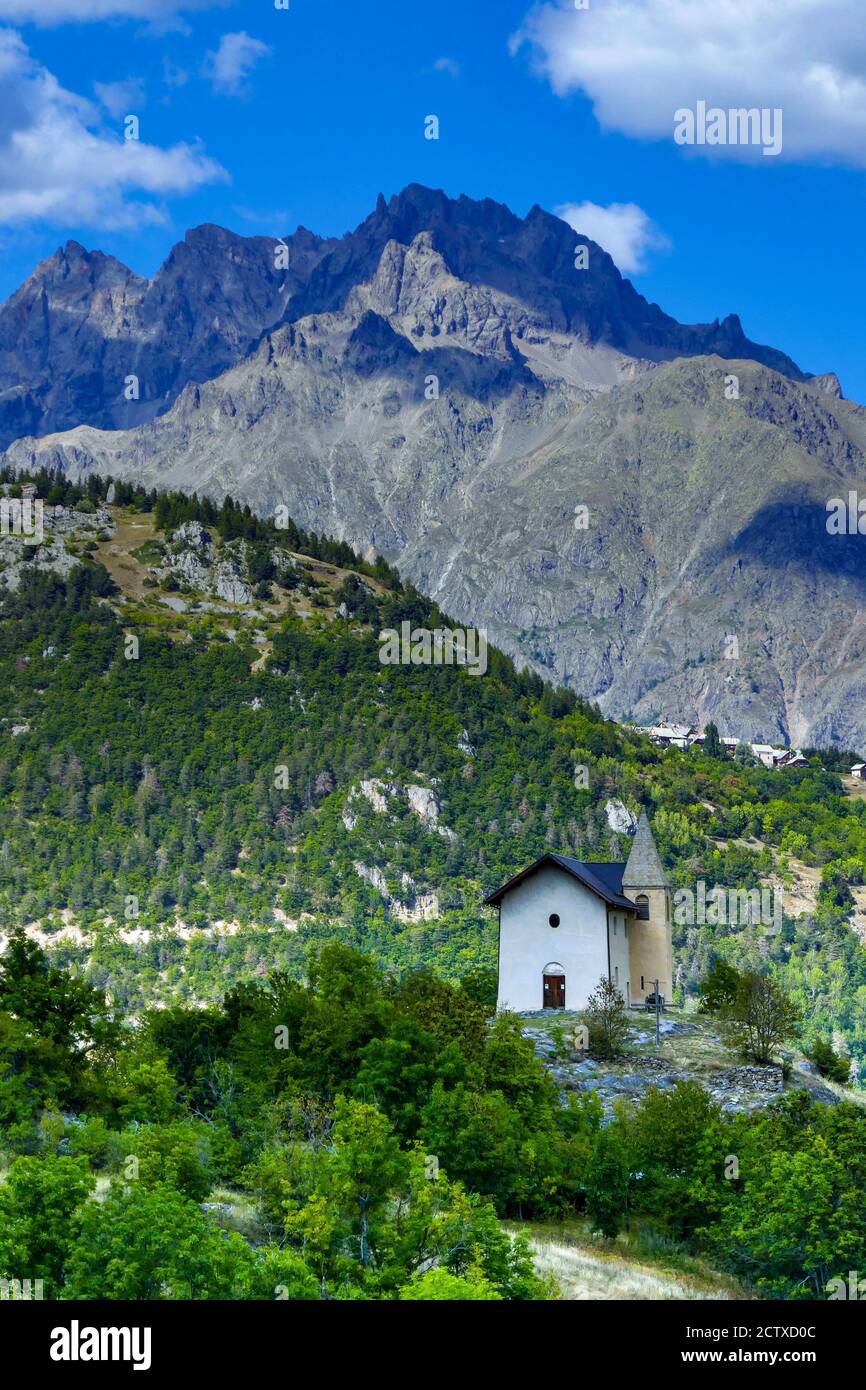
[750, 744, 809, 769]
[635, 721, 810, 770]
[643, 723, 695, 749]
[485, 812, 672, 1014]
[851, 763, 866, 781]
[776, 750, 809, 769]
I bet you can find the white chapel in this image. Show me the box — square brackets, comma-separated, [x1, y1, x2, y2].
[485, 812, 673, 1013]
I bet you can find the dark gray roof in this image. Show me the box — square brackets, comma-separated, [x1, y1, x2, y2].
[576, 860, 626, 896]
[484, 853, 637, 910]
[623, 811, 668, 888]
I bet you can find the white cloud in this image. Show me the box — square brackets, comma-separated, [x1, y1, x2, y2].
[513, 0, 866, 166]
[0, 28, 227, 229]
[433, 57, 460, 79]
[0, 0, 226, 25]
[94, 77, 146, 120]
[554, 200, 669, 274]
[162, 57, 189, 89]
[203, 31, 271, 97]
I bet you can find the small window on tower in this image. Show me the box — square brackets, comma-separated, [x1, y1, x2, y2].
[548, 913, 560, 928]
[636, 894, 650, 920]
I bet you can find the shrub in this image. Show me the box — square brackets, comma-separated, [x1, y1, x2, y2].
[585, 976, 628, 1059]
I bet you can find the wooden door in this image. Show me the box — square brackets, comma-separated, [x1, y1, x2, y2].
[543, 974, 565, 1009]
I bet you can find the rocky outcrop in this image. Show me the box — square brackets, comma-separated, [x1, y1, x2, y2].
[357, 779, 398, 813]
[0, 498, 113, 590]
[212, 563, 253, 606]
[159, 527, 253, 605]
[352, 862, 439, 921]
[168, 522, 214, 588]
[521, 1013, 840, 1119]
[406, 784, 440, 826]
[343, 778, 457, 841]
[605, 799, 637, 835]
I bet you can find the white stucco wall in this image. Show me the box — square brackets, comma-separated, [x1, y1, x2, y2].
[608, 910, 631, 1006]
[496, 863, 629, 1012]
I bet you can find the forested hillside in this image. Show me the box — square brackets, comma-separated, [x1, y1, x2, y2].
[2, 932, 866, 1301]
[3, 471, 866, 1302]
[1, 471, 866, 1074]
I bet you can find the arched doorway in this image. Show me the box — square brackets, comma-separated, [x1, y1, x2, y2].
[542, 963, 566, 1010]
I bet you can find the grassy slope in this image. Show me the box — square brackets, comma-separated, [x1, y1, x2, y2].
[511, 1221, 746, 1301]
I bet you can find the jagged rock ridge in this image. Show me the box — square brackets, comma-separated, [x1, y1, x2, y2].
[2, 185, 863, 746]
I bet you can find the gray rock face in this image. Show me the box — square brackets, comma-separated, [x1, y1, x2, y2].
[521, 1017, 792, 1119]
[148, 526, 254, 606]
[2, 185, 863, 746]
[169, 523, 214, 588]
[0, 498, 113, 590]
[212, 563, 252, 606]
[406, 784, 440, 826]
[605, 799, 637, 835]
[0, 225, 337, 447]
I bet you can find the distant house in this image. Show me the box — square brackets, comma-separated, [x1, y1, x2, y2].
[851, 764, 866, 780]
[486, 813, 673, 1013]
[748, 744, 796, 768]
[777, 750, 809, 769]
[647, 723, 694, 750]
[750, 744, 779, 768]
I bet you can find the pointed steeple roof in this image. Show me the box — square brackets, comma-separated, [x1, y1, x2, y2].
[623, 811, 668, 888]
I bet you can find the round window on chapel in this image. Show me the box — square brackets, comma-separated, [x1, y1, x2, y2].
[548, 913, 560, 928]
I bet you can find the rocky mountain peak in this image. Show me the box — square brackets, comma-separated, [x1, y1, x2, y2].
[29, 239, 138, 292]
[813, 371, 844, 399]
[0, 183, 820, 452]
[58, 238, 88, 263]
[0, 185, 856, 745]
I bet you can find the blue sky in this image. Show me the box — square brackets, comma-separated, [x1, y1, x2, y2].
[1, 0, 865, 400]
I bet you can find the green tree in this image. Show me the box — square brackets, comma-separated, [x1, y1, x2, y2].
[281, 1100, 551, 1298]
[805, 1038, 850, 1086]
[585, 1129, 629, 1240]
[65, 1183, 255, 1300]
[621, 1081, 730, 1235]
[585, 976, 628, 1059]
[398, 1268, 502, 1299]
[123, 1121, 213, 1201]
[419, 1083, 524, 1213]
[0, 931, 119, 1122]
[707, 1135, 866, 1298]
[0, 1156, 93, 1294]
[722, 972, 800, 1064]
[237, 1246, 319, 1301]
[699, 958, 742, 1014]
[109, 1046, 179, 1125]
